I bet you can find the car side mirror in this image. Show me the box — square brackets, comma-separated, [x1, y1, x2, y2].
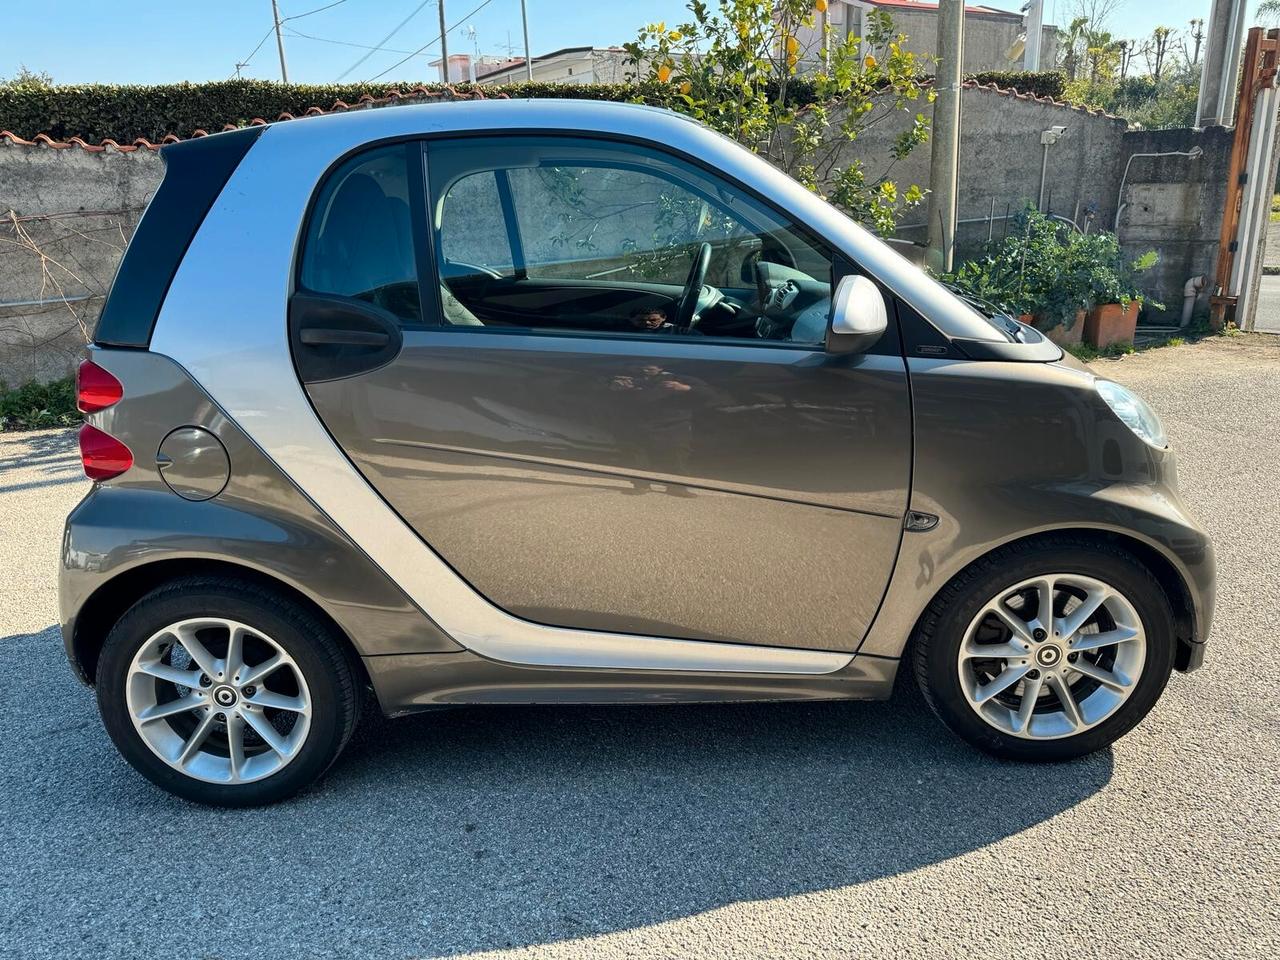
[827, 275, 888, 355]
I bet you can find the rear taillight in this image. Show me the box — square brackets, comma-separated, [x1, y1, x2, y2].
[79, 423, 133, 481]
[76, 359, 123, 413]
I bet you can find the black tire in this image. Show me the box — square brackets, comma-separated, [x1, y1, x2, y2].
[912, 537, 1176, 761]
[96, 576, 361, 806]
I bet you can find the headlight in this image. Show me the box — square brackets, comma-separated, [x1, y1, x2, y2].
[1095, 379, 1168, 449]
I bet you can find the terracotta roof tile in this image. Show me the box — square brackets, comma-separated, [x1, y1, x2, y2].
[962, 80, 1128, 124]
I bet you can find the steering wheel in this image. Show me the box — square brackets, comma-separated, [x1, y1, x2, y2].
[674, 242, 713, 330]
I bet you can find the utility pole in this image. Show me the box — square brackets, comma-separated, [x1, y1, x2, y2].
[927, 0, 964, 273]
[1023, 0, 1043, 72]
[520, 0, 534, 81]
[1196, 0, 1247, 126]
[270, 0, 289, 83]
[438, 0, 450, 82]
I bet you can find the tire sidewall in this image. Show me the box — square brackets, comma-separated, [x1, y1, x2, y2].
[920, 545, 1175, 761]
[97, 585, 351, 806]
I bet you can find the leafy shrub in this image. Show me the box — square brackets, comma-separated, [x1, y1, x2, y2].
[1062, 66, 1199, 128]
[0, 377, 78, 431]
[0, 71, 1072, 144]
[940, 208, 1162, 331]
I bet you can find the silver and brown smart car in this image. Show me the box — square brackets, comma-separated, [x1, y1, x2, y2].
[62, 100, 1214, 806]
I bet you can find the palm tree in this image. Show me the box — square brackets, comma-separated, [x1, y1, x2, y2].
[1262, 1, 1280, 25]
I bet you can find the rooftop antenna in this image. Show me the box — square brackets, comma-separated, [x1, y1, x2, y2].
[466, 24, 479, 81]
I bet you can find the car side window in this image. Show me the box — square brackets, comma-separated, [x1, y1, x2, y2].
[299, 144, 421, 325]
[426, 137, 834, 345]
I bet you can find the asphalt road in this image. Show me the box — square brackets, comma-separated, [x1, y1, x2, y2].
[2, 336, 1279, 959]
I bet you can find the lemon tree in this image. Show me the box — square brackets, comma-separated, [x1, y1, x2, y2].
[624, 0, 933, 234]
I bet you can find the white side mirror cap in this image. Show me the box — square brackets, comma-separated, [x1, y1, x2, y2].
[829, 274, 888, 353]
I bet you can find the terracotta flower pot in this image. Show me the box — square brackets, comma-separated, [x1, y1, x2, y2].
[1043, 309, 1085, 347]
[1085, 302, 1140, 349]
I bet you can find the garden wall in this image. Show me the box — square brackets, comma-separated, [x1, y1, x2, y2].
[0, 142, 158, 385]
[852, 85, 1229, 324]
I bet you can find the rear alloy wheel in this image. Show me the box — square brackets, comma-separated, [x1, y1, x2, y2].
[914, 540, 1176, 761]
[125, 617, 313, 785]
[97, 578, 360, 806]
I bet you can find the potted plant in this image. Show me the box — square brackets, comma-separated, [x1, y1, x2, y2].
[1070, 238, 1163, 348]
[939, 209, 1162, 349]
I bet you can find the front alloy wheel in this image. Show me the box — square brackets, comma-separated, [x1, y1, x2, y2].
[914, 539, 1176, 761]
[957, 574, 1147, 740]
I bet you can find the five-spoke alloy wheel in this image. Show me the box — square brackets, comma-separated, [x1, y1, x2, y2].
[97, 577, 360, 806]
[914, 538, 1176, 761]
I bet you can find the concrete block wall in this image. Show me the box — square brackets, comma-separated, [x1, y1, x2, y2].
[836, 85, 1227, 320]
[0, 143, 161, 385]
[855, 7, 1060, 75]
[1114, 125, 1235, 321]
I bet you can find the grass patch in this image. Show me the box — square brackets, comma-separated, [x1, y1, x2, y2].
[0, 378, 78, 431]
[1065, 324, 1218, 362]
[1271, 194, 1280, 223]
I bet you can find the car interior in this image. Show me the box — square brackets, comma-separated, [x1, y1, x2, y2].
[301, 138, 838, 347]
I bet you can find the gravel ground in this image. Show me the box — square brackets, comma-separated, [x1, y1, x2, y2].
[1, 336, 1278, 960]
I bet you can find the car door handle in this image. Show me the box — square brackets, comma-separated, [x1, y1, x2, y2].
[299, 328, 391, 347]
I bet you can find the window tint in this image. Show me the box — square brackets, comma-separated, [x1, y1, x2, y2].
[427, 137, 834, 345]
[299, 144, 421, 325]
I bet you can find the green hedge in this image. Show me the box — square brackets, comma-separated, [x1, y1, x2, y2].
[0, 377, 77, 431]
[968, 70, 1066, 101]
[0, 72, 1070, 144]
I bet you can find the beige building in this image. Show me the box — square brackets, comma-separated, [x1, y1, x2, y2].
[798, 0, 1059, 74]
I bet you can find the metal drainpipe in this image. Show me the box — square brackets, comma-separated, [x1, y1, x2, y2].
[1038, 143, 1051, 211]
[1038, 126, 1067, 212]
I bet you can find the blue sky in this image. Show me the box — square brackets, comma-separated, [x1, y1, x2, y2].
[1, 0, 1273, 86]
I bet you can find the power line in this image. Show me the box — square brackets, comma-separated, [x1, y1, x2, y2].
[282, 0, 355, 21]
[336, 0, 434, 81]
[232, 25, 278, 77]
[285, 25, 416, 55]
[365, 0, 499, 83]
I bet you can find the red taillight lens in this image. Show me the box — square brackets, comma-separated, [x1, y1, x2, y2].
[79, 423, 133, 481]
[77, 359, 123, 413]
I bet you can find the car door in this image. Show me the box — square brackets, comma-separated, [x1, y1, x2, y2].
[291, 135, 911, 652]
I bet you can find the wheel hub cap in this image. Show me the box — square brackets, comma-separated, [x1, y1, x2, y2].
[1036, 645, 1063, 668]
[212, 685, 238, 708]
